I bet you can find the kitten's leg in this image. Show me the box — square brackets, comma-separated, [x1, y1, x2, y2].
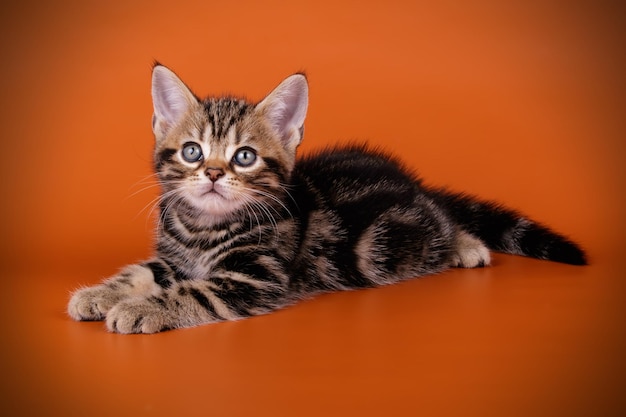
[105, 269, 287, 334]
[68, 263, 163, 321]
[104, 281, 220, 334]
[451, 231, 491, 268]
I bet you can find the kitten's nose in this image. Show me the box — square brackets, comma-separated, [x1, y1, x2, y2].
[205, 167, 225, 182]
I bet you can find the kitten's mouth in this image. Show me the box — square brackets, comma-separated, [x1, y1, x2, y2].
[200, 184, 226, 199]
[202, 189, 223, 198]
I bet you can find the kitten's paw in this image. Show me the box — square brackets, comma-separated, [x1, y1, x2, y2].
[68, 264, 164, 322]
[68, 285, 125, 321]
[106, 298, 172, 334]
[451, 232, 491, 268]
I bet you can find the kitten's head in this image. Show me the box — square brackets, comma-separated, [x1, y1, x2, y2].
[151, 64, 308, 224]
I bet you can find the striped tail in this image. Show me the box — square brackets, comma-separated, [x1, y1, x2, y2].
[426, 188, 587, 265]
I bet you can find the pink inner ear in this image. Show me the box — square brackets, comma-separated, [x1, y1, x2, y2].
[263, 75, 308, 147]
[151, 66, 195, 131]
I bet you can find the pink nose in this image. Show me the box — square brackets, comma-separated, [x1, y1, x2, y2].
[205, 168, 225, 182]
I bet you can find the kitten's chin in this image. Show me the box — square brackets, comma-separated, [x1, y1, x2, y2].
[185, 192, 245, 224]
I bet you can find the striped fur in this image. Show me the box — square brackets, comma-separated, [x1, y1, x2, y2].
[68, 65, 586, 333]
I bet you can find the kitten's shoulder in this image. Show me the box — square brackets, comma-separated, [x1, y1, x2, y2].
[294, 143, 420, 184]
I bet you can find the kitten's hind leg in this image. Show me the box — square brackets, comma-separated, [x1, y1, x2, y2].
[451, 231, 491, 268]
[68, 264, 162, 321]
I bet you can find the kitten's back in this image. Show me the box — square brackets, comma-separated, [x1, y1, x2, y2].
[287, 145, 459, 293]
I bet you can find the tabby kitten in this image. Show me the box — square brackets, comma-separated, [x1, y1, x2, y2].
[68, 64, 586, 334]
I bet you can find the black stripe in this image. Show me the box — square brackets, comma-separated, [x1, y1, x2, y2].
[237, 102, 249, 119]
[234, 106, 250, 145]
[210, 276, 281, 317]
[149, 296, 167, 307]
[163, 258, 191, 281]
[155, 148, 177, 170]
[205, 103, 217, 138]
[162, 217, 194, 247]
[161, 216, 237, 253]
[223, 115, 235, 137]
[198, 122, 207, 142]
[188, 287, 222, 319]
[210, 278, 255, 317]
[219, 252, 282, 284]
[163, 172, 185, 182]
[144, 261, 172, 288]
[262, 157, 288, 182]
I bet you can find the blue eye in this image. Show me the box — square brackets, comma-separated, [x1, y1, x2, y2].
[233, 148, 257, 167]
[182, 142, 203, 163]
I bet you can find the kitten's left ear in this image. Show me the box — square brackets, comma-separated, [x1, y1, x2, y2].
[256, 74, 309, 150]
[151, 64, 199, 142]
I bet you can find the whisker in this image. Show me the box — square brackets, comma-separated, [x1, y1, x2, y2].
[278, 183, 299, 210]
[158, 193, 186, 226]
[244, 200, 264, 245]
[241, 187, 293, 220]
[129, 172, 160, 189]
[239, 194, 281, 240]
[136, 188, 180, 219]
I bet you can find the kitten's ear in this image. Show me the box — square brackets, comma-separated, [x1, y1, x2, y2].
[256, 74, 309, 150]
[151, 65, 198, 141]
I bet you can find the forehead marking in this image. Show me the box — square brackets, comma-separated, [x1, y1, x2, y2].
[203, 98, 251, 140]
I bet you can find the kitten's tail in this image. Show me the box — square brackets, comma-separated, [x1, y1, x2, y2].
[425, 188, 587, 265]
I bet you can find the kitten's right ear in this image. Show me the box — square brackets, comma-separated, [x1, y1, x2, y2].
[151, 65, 198, 141]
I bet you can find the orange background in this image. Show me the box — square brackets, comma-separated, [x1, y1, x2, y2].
[1, 1, 624, 416]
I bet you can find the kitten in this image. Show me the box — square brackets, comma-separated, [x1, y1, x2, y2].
[68, 64, 586, 334]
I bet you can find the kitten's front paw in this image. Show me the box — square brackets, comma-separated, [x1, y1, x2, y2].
[106, 298, 172, 334]
[68, 285, 124, 321]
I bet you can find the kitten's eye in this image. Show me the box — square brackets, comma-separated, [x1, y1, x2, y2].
[233, 147, 257, 167]
[181, 142, 203, 163]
